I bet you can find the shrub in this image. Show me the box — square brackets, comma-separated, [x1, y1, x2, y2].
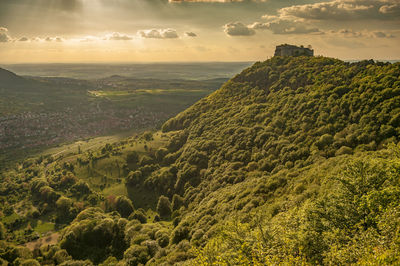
[155, 229, 170, 248]
[171, 194, 184, 211]
[38, 186, 60, 204]
[30, 178, 48, 194]
[99, 256, 118, 266]
[20, 259, 41, 266]
[156, 196, 172, 219]
[155, 148, 169, 162]
[316, 134, 334, 149]
[126, 152, 139, 165]
[335, 146, 353, 156]
[139, 156, 154, 166]
[59, 260, 94, 266]
[70, 181, 91, 196]
[129, 209, 147, 224]
[142, 131, 153, 141]
[59, 208, 127, 264]
[0, 222, 6, 240]
[56, 196, 73, 223]
[126, 171, 142, 186]
[171, 222, 190, 244]
[115, 196, 135, 218]
[123, 245, 150, 265]
[54, 249, 72, 264]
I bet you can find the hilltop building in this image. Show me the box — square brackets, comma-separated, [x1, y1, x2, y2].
[274, 44, 314, 57]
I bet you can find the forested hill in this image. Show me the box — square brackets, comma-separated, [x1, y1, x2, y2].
[156, 56, 400, 264]
[1, 56, 400, 265]
[163, 56, 400, 156]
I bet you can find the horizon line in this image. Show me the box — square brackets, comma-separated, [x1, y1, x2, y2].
[0, 58, 399, 65]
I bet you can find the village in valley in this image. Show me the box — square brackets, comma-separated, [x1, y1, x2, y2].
[0, 107, 167, 151]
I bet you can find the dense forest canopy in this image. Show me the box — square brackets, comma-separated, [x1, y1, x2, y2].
[1, 56, 400, 265]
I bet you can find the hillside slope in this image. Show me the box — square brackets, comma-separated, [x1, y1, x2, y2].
[1, 56, 400, 265]
[0, 68, 27, 86]
[155, 56, 400, 264]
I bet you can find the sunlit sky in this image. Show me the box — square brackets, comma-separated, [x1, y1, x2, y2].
[0, 0, 399, 63]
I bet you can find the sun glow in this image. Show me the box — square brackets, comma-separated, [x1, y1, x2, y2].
[0, 0, 399, 63]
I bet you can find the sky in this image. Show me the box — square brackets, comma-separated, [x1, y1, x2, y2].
[0, 0, 399, 63]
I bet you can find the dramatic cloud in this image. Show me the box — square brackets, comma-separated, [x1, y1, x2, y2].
[0, 27, 11, 43]
[223, 22, 255, 36]
[0, 0, 399, 62]
[277, 0, 400, 21]
[250, 20, 322, 35]
[185, 32, 197, 37]
[138, 29, 179, 39]
[107, 32, 133, 41]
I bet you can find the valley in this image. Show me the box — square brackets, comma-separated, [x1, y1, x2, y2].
[0, 64, 248, 167]
[0, 56, 399, 265]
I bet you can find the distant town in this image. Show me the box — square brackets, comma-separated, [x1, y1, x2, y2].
[0, 106, 169, 151]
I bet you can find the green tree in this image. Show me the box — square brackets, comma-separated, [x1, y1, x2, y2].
[56, 196, 73, 223]
[115, 196, 135, 218]
[126, 151, 139, 165]
[156, 195, 172, 218]
[0, 222, 6, 240]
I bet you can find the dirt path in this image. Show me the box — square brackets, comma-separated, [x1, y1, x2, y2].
[25, 232, 60, 251]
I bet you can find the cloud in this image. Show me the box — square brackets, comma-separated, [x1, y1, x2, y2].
[0, 27, 11, 43]
[107, 32, 133, 41]
[223, 22, 255, 36]
[18, 37, 29, 42]
[255, 0, 400, 36]
[333, 29, 364, 38]
[185, 32, 197, 37]
[168, 0, 270, 2]
[372, 31, 395, 38]
[379, 2, 400, 14]
[138, 29, 179, 39]
[249, 22, 269, 30]
[42, 36, 64, 42]
[250, 19, 322, 35]
[169, 0, 244, 2]
[277, 0, 400, 21]
[79, 36, 100, 42]
[329, 29, 396, 38]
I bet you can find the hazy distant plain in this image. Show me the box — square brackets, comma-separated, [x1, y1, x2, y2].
[1, 62, 253, 80]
